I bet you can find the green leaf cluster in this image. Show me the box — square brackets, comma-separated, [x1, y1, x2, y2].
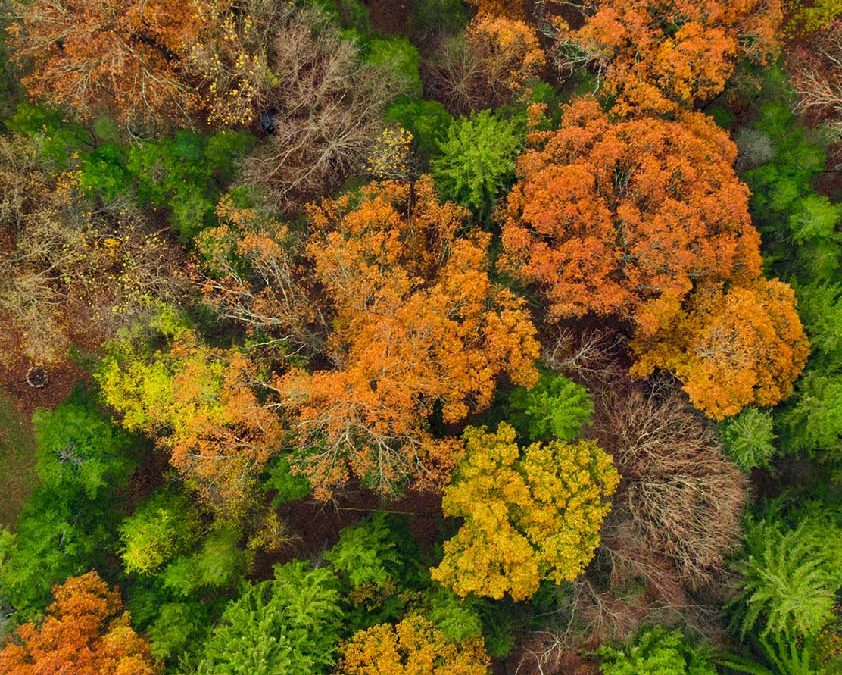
[195, 560, 343, 674]
[598, 626, 717, 675]
[505, 371, 594, 442]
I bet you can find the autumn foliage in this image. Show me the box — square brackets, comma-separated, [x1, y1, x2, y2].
[7, 0, 207, 127]
[431, 423, 619, 601]
[97, 312, 283, 517]
[0, 571, 157, 674]
[338, 615, 490, 675]
[275, 177, 539, 498]
[549, 0, 783, 113]
[631, 280, 810, 420]
[502, 98, 761, 324]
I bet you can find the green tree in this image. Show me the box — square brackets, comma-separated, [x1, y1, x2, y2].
[33, 392, 136, 502]
[730, 516, 842, 641]
[0, 391, 134, 617]
[119, 489, 202, 576]
[505, 370, 593, 442]
[161, 524, 249, 597]
[364, 38, 422, 98]
[599, 626, 717, 675]
[431, 109, 522, 218]
[195, 560, 343, 674]
[720, 407, 777, 471]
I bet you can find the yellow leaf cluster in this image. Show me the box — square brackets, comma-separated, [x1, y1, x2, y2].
[338, 615, 490, 675]
[431, 423, 619, 600]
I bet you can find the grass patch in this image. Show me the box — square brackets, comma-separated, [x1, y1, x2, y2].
[0, 390, 36, 530]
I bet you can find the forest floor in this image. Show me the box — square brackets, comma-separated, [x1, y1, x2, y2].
[0, 390, 36, 530]
[0, 326, 91, 529]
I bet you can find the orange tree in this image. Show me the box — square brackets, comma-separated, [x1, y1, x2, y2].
[631, 279, 810, 420]
[272, 177, 539, 499]
[501, 97, 762, 324]
[0, 571, 157, 674]
[548, 0, 783, 114]
[7, 0, 209, 127]
[337, 615, 490, 675]
[430, 423, 619, 601]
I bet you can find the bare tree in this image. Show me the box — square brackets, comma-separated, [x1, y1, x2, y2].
[592, 386, 748, 591]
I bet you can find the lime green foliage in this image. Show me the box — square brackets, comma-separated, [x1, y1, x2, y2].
[720, 408, 777, 470]
[385, 97, 453, 161]
[794, 281, 842, 364]
[95, 306, 218, 435]
[120, 489, 202, 575]
[33, 396, 135, 502]
[425, 589, 484, 644]
[431, 110, 523, 218]
[263, 456, 311, 507]
[730, 516, 842, 641]
[506, 371, 593, 442]
[0, 492, 114, 618]
[599, 626, 717, 675]
[781, 371, 842, 459]
[195, 561, 343, 674]
[146, 601, 210, 662]
[325, 511, 402, 589]
[162, 525, 248, 597]
[365, 38, 423, 99]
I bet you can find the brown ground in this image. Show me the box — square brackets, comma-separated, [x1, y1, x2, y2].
[365, 0, 412, 36]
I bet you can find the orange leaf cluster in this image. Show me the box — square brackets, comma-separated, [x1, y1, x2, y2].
[338, 615, 490, 675]
[466, 0, 527, 20]
[0, 571, 158, 675]
[464, 15, 547, 96]
[97, 322, 283, 518]
[631, 279, 810, 420]
[550, 0, 783, 113]
[8, 0, 209, 126]
[501, 98, 762, 324]
[275, 177, 539, 499]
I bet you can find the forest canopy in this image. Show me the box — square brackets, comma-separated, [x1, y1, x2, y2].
[0, 0, 839, 673]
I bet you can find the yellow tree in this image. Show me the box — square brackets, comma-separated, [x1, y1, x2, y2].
[96, 308, 283, 518]
[431, 423, 619, 601]
[338, 615, 490, 675]
[631, 279, 810, 420]
[274, 177, 539, 499]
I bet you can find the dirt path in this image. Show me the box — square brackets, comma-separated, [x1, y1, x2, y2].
[0, 390, 36, 530]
